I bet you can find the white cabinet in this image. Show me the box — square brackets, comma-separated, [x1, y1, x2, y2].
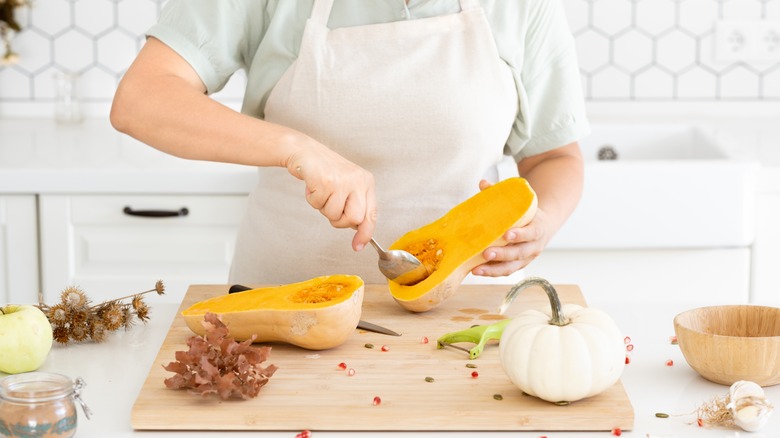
[38, 194, 246, 303]
[0, 195, 40, 304]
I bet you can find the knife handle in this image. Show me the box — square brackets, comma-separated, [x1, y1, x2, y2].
[228, 284, 251, 294]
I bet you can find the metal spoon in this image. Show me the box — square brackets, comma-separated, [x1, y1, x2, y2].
[368, 237, 429, 286]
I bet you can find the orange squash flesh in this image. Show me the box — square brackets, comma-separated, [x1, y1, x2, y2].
[388, 177, 537, 312]
[182, 275, 364, 350]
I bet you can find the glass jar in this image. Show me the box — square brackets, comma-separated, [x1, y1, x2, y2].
[53, 72, 84, 124]
[0, 372, 91, 438]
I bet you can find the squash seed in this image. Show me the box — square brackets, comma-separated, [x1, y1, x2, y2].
[493, 394, 503, 401]
[424, 376, 435, 383]
[465, 363, 477, 368]
[655, 412, 670, 418]
[554, 401, 570, 406]
[364, 343, 374, 349]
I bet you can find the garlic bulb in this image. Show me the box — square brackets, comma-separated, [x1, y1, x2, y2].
[727, 380, 774, 432]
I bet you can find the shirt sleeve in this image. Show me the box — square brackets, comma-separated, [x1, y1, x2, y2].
[145, 0, 263, 94]
[500, 0, 590, 160]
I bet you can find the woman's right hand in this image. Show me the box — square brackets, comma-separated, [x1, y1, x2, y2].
[286, 144, 376, 252]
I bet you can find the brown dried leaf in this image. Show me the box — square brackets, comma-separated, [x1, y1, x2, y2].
[162, 312, 278, 400]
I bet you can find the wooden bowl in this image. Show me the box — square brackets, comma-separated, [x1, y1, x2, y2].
[673, 305, 780, 387]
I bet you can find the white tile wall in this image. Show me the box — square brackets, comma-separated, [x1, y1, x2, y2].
[1, 0, 779, 117]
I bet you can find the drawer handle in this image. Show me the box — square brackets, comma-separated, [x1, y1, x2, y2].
[123, 206, 189, 218]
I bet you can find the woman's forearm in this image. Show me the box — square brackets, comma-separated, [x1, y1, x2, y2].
[517, 142, 584, 236]
[110, 38, 307, 172]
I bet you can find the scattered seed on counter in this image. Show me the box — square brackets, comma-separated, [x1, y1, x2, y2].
[364, 343, 374, 349]
[493, 394, 503, 401]
[669, 335, 678, 345]
[424, 376, 435, 383]
[655, 412, 670, 418]
[625, 356, 631, 365]
[625, 344, 634, 352]
[623, 336, 631, 344]
[611, 427, 622, 436]
[666, 359, 674, 366]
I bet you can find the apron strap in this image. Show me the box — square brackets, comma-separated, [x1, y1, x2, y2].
[459, 0, 480, 10]
[310, 0, 335, 26]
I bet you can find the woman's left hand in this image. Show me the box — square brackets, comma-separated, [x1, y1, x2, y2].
[470, 180, 553, 277]
[471, 141, 584, 278]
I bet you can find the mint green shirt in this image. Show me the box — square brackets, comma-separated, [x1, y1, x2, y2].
[147, 0, 589, 159]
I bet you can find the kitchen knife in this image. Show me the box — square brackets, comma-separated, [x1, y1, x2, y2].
[228, 284, 401, 336]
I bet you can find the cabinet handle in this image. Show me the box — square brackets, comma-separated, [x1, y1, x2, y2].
[123, 206, 189, 218]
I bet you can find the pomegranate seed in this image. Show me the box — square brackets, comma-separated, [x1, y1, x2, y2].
[623, 336, 631, 344]
[348, 368, 356, 376]
[666, 359, 674, 366]
[372, 396, 381, 406]
[471, 371, 479, 378]
[625, 344, 634, 352]
[611, 427, 622, 436]
[420, 336, 429, 344]
[299, 430, 312, 438]
[697, 418, 703, 427]
[337, 362, 347, 370]
[381, 345, 389, 352]
[670, 335, 678, 345]
[625, 356, 631, 364]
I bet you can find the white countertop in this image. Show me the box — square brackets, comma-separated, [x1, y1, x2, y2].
[0, 118, 257, 194]
[14, 297, 779, 438]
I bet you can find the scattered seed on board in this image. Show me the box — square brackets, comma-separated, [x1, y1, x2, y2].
[425, 376, 435, 383]
[364, 343, 374, 349]
[493, 394, 503, 401]
[554, 401, 570, 406]
[465, 363, 477, 368]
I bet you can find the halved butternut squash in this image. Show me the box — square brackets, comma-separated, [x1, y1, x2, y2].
[388, 177, 537, 312]
[182, 275, 364, 350]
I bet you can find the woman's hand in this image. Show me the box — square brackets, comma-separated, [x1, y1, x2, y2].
[471, 180, 553, 277]
[471, 142, 584, 278]
[286, 145, 376, 252]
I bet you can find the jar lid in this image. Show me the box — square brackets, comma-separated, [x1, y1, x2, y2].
[0, 372, 76, 403]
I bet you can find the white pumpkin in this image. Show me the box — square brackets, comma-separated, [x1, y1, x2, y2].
[498, 277, 626, 403]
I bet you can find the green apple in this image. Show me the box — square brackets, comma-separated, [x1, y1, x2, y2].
[0, 305, 54, 374]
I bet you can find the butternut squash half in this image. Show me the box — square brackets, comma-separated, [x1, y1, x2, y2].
[388, 177, 537, 312]
[182, 275, 364, 350]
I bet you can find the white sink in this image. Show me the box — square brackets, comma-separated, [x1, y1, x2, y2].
[547, 123, 758, 249]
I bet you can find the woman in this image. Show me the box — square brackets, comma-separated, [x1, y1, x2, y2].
[110, 0, 587, 285]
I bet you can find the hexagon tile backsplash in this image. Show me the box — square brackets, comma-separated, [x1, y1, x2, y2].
[1, 0, 779, 117]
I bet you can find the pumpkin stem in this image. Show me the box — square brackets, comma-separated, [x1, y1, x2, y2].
[499, 277, 568, 326]
[436, 319, 511, 359]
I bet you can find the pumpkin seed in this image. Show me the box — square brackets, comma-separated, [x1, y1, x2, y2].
[493, 394, 503, 401]
[465, 363, 477, 368]
[655, 412, 670, 418]
[364, 343, 374, 349]
[424, 376, 435, 383]
[554, 401, 570, 406]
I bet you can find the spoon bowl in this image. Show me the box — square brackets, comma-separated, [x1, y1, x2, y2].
[368, 238, 429, 286]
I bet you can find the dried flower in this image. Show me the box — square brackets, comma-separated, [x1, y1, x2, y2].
[1, 1, 31, 65]
[37, 280, 165, 344]
[163, 313, 278, 400]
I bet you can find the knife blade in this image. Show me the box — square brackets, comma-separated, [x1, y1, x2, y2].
[227, 284, 401, 336]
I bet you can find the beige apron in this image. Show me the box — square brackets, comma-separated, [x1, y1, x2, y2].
[229, 0, 518, 284]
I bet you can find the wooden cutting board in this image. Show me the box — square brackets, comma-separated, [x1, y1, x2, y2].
[132, 283, 634, 431]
